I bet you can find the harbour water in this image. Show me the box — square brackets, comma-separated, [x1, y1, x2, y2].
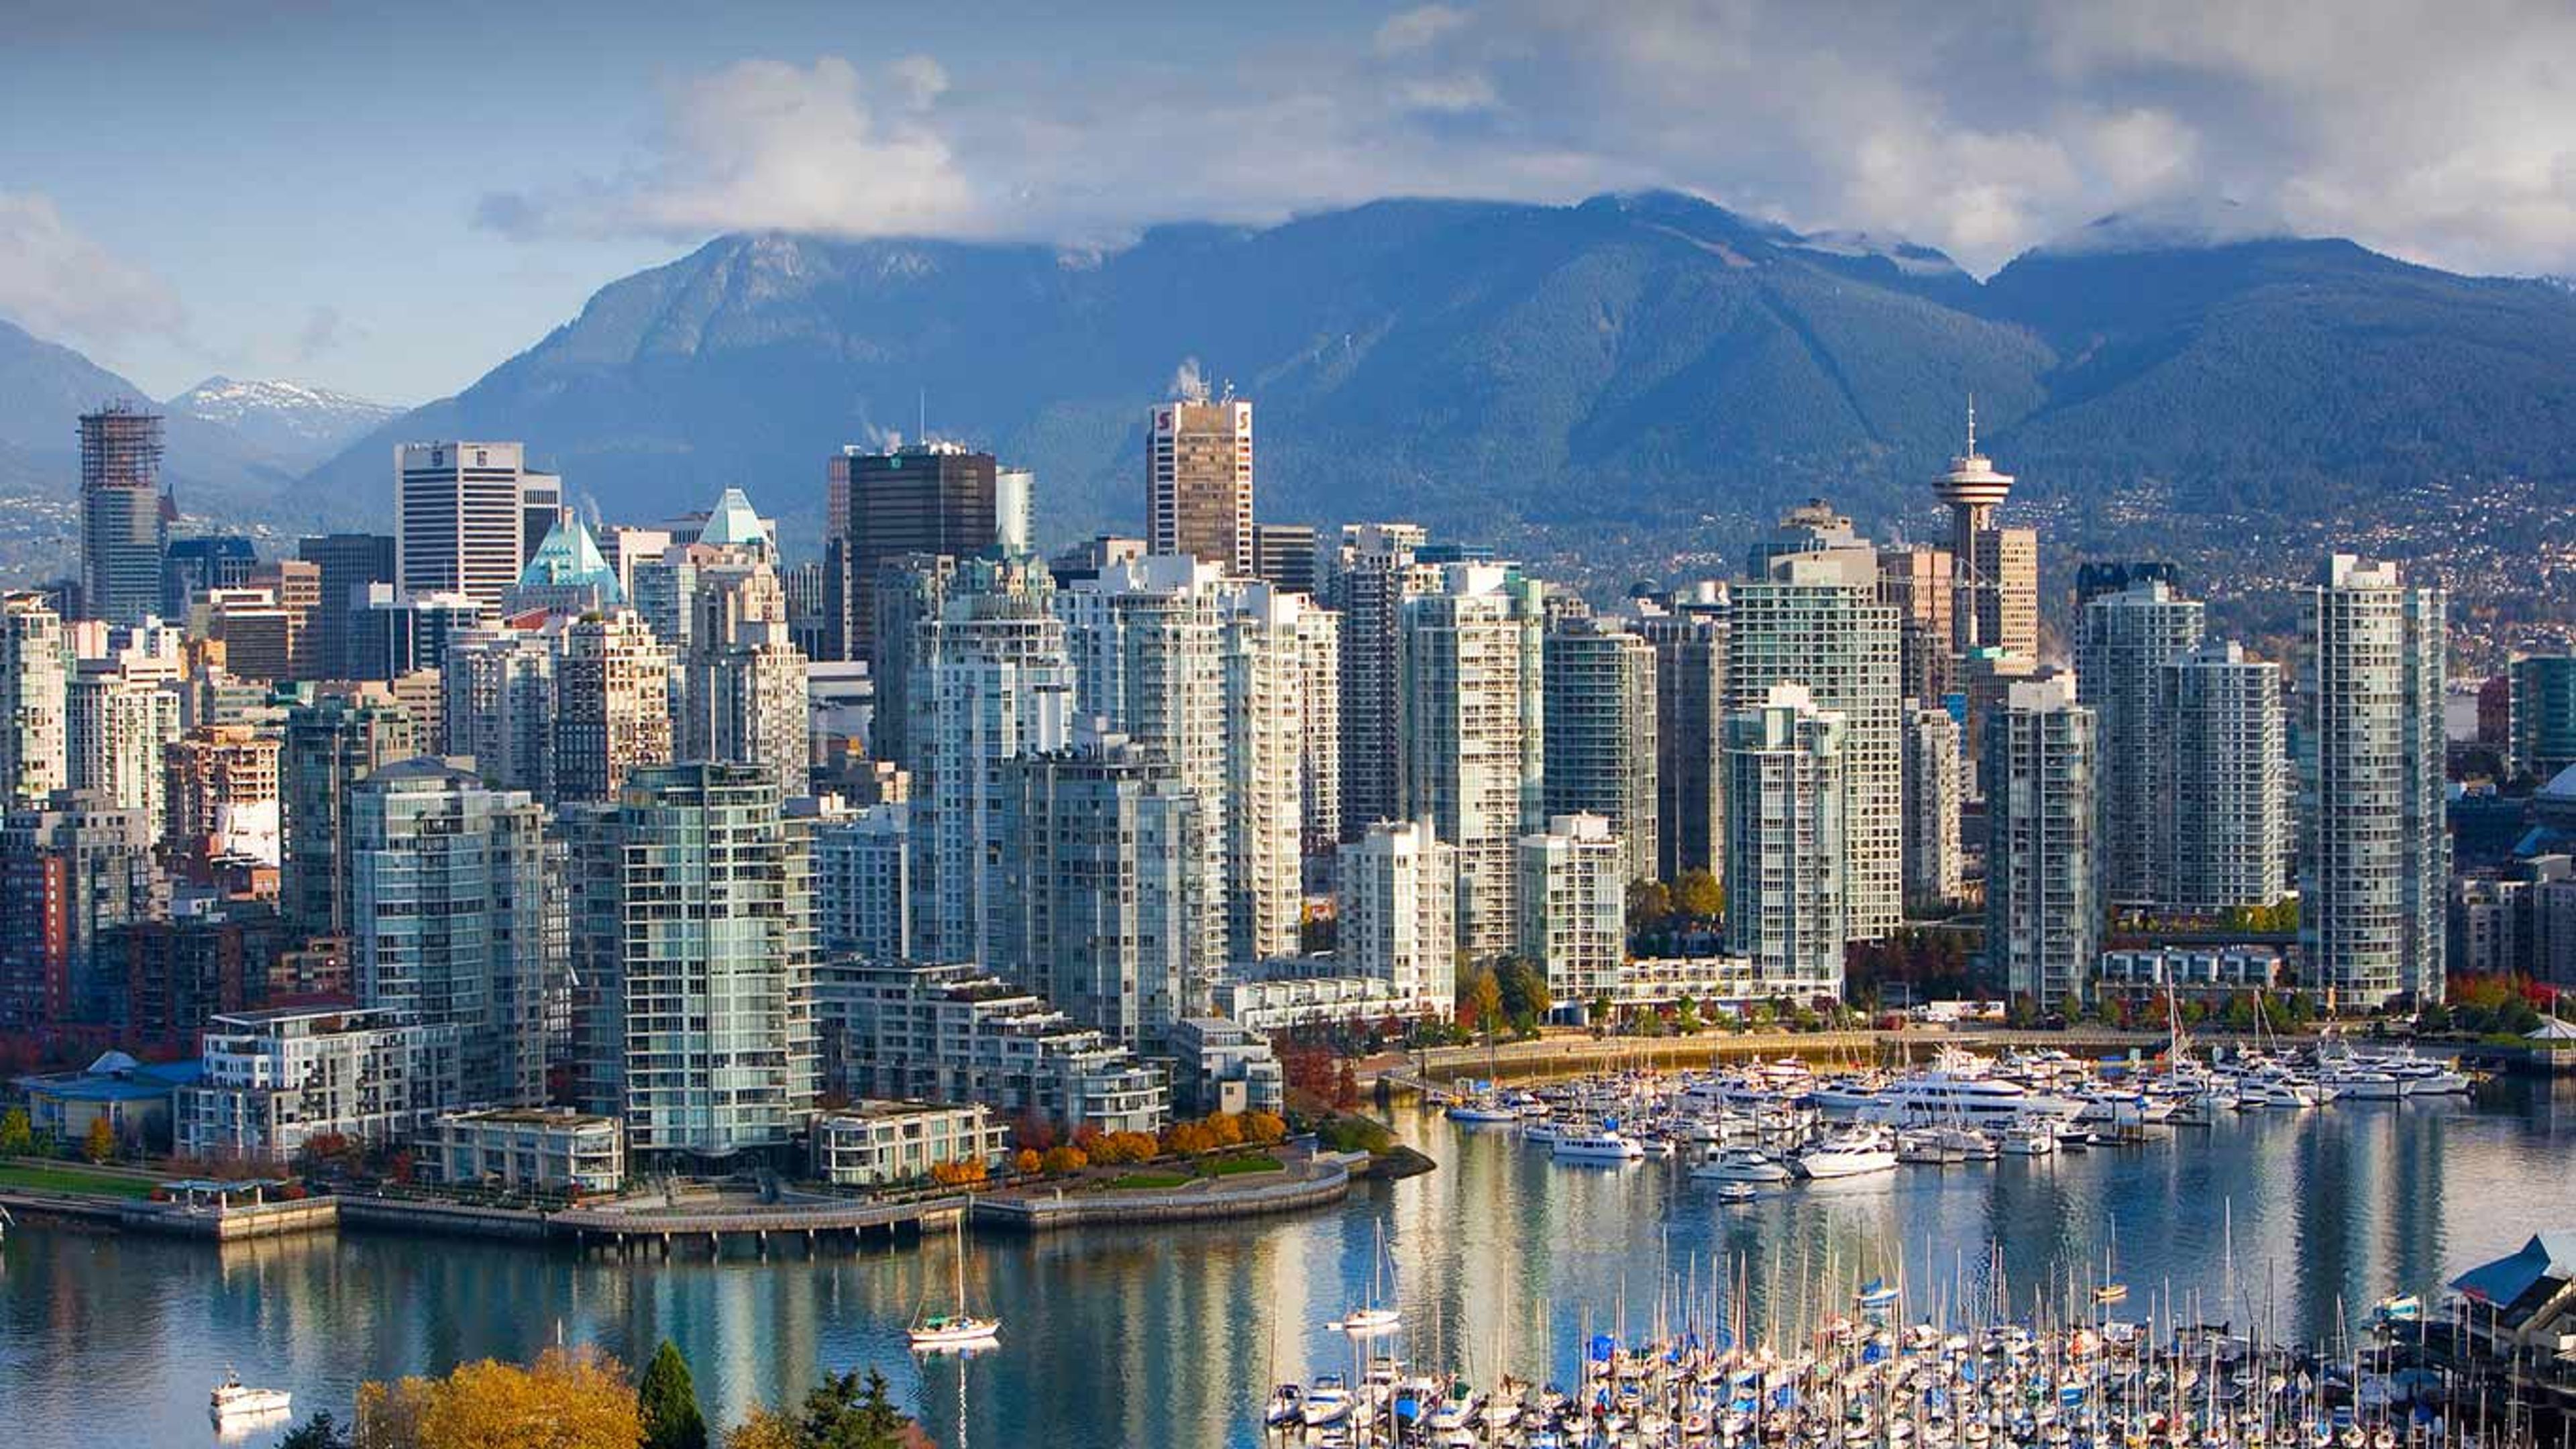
[2, 1080, 2567, 1449]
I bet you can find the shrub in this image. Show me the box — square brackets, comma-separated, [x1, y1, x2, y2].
[1037, 1144, 1088, 1177]
[1242, 1111, 1287, 1145]
[1011, 1148, 1042, 1177]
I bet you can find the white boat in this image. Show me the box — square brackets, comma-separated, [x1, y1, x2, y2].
[1717, 1181, 1760, 1203]
[1999, 1121, 2056, 1157]
[908, 1213, 1000, 1350]
[1446, 1099, 1522, 1124]
[1333, 1223, 1402, 1336]
[1793, 1126, 1898, 1179]
[1302, 1374, 1354, 1426]
[1553, 1129, 1647, 1164]
[209, 1371, 292, 1424]
[1857, 1057, 2084, 1126]
[1691, 1146, 1791, 1183]
[1264, 1383, 1303, 1428]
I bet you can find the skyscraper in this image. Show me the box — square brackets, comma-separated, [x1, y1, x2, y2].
[555, 610, 675, 805]
[1326, 523, 1436, 841]
[297, 533, 396, 681]
[1875, 543, 1956, 705]
[1931, 406, 2037, 664]
[678, 490, 809, 794]
[1250, 523, 1319, 595]
[1985, 674, 2098, 1013]
[2302, 554, 2448, 1006]
[0, 593, 68, 808]
[2163, 640, 2290, 913]
[394, 441, 551, 606]
[1336, 820, 1455, 1018]
[441, 627, 557, 799]
[66, 619, 184, 846]
[1900, 705, 1963, 914]
[1516, 813, 1627, 1015]
[570, 762, 818, 1163]
[163, 723, 280, 875]
[1146, 396, 1254, 576]
[1724, 684, 1849, 992]
[79, 404, 168, 627]
[2078, 579, 2206, 909]
[282, 690, 418, 937]
[0, 790, 164, 1028]
[351, 758, 553, 1108]
[1631, 585, 1727, 881]
[1224, 582, 1334, 963]
[1401, 564, 1546, 963]
[2508, 654, 2576, 783]
[1728, 545, 1902, 941]
[823, 443, 1019, 660]
[1542, 615, 1658, 885]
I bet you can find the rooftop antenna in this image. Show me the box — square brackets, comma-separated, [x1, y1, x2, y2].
[1965, 392, 1978, 455]
[918, 386, 928, 446]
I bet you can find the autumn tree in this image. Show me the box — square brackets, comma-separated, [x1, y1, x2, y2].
[1462, 968, 1503, 1038]
[356, 1347, 640, 1449]
[83, 1115, 115, 1164]
[639, 1340, 708, 1449]
[0, 1105, 33, 1157]
[1673, 869, 1724, 920]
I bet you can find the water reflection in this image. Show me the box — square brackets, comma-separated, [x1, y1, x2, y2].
[1, 1079, 2565, 1449]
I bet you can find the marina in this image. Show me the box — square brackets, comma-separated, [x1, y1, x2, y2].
[0, 1073, 2567, 1449]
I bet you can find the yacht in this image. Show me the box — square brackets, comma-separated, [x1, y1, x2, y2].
[1302, 1375, 1354, 1426]
[209, 1371, 292, 1425]
[1691, 1146, 1792, 1182]
[1446, 1097, 1522, 1124]
[1264, 1383, 1304, 1428]
[1858, 1065, 2083, 1126]
[1554, 1129, 1648, 1164]
[1998, 1121, 2057, 1157]
[1792, 1126, 1898, 1179]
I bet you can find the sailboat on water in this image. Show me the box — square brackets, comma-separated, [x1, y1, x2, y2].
[908, 1210, 1000, 1351]
[1331, 1220, 1402, 1336]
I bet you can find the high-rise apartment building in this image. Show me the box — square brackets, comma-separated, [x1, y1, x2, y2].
[282, 691, 417, 937]
[678, 490, 810, 794]
[1632, 586, 1727, 882]
[0, 593, 68, 808]
[79, 405, 168, 627]
[1224, 583, 1334, 962]
[1985, 674, 2098, 1013]
[66, 619, 184, 845]
[996, 731, 1213, 1051]
[0, 791, 164, 1028]
[297, 533, 396, 680]
[865, 553, 956, 769]
[555, 610, 674, 804]
[1326, 523, 1437, 841]
[1876, 543, 1957, 706]
[1289, 596, 1342, 867]
[1250, 523, 1318, 595]
[570, 762, 819, 1163]
[2078, 580, 2206, 908]
[2508, 655, 2576, 783]
[814, 802, 911, 963]
[1516, 812, 1627, 1014]
[822, 444, 1023, 660]
[2162, 641, 2290, 913]
[394, 441, 557, 606]
[164, 723, 281, 874]
[2302, 555, 2448, 1006]
[442, 627, 557, 799]
[350, 758, 553, 1108]
[1900, 705, 1963, 914]
[1336, 820, 1456, 1018]
[1146, 396, 1254, 576]
[1725, 684, 1849, 991]
[1728, 545, 1902, 941]
[1542, 616, 1658, 886]
[1400, 564, 1546, 963]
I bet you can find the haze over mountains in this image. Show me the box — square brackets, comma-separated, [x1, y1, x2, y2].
[9, 191, 2576, 584]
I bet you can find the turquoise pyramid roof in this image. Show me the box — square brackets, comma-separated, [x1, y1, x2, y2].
[699, 488, 771, 551]
[518, 516, 624, 603]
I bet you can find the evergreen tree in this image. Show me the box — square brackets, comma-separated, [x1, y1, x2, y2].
[638, 1340, 708, 1449]
[278, 1409, 350, 1449]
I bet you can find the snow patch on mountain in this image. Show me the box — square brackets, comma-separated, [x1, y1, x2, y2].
[168, 376, 403, 460]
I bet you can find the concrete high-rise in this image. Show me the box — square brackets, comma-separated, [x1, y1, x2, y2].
[1900, 705, 1963, 914]
[0, 593, 68, 808]
[442, 627, 556, 798]
[79, 405, 168, 627]
[1250, 523, 1318, 595]
[1724, 684, 1849, 992]
[282, 690, 418, 937]
[1931, 406, 2037, 663]
[570, 761, 818, 1163]
[1517, 812, 1627, 1014]
[2162, 640, 2290, 913]
[1542, 616, 1658, 885]
[1631, 585, 1727, 881]
[0, 790, 164, 1028]
[351, 758, 553, 1108]
[1336, 820, 1455, 1017]
[66, 620, 184, 846]
[2078, 580, 2206, 909]
[1224, 582, 1334, 963]
[297, 533, 396, 680]
[1325, 524, 1437, 841]
[678, 490, 809, 794]
[394, 442, 557, 606]
[164, 723, 280, 875]
[2508, 655, 2576, 783]
[1146, 396, 1254, 576]
[1876, 543, 1956, 705]
[1400, 564, 1546, 963]
[1728, 544, 1902, 940]
[2302, 555, 2448, 1007]
[555, 610, 675, 804]
[823, 443, 1022, 660]
[1985, 674, 2098, 1013]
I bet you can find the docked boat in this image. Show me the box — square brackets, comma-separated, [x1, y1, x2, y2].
[1263, 1382, 1303, 1428]
[1793, 1126, 1898, 1179]
[1691, 1145, 1792, 1182]
[1999, 1120, 2056, 1157]
[1301, 1374, 1353, 1426]
[209, 1371, 292, 1424]
[1553, 1128, 1647, 1164]
[1446, 1097, 1522, 1124]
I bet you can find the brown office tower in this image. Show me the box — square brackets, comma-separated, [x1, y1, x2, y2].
[1148, 397, 1252, 576]
[824, 444, 1020, 661]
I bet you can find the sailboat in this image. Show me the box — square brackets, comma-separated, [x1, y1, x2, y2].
[1331, 1221, 1402, 1336]
[2093, 1219, 2131, 1307]
[908, 1210, 1000, 1350]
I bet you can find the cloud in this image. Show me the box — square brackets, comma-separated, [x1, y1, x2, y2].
[294, 303, 356, 362]
[0, 189, 186, 350]
[478, 1, 2576, 279]
[1168, 356, 1207, 402]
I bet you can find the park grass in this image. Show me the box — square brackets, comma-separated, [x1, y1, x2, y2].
[1103, 1171, 1192, 1191]
[1199, 1152, 1283, 1178]
[0, 1162, 160, 1200]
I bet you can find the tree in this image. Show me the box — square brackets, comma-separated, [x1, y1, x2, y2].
[1242, 1110, 1287, 1145]
[280, 1411, 352, 1449]
[639, 1340, 708, 1449]
[0, 1105, 33, 1157]
[1626, 879, 1674, 934]
[1461, 967, 1503, 1037]
[1037, 1144, 1087, 1176]
[358, 1348, 641, 1449]
[1673, 869, 1724, 920]
[83, 1115, 115, 1164]
[1494, 956, 1552, 1029]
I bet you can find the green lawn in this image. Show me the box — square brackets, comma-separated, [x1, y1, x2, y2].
[1103, 1171, 1192, 1191]
[1200, 1152, 1283, 1178]
[0, 1162, 160, 1200]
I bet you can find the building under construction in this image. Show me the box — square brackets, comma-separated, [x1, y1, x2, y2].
[79, 402, 168, 626]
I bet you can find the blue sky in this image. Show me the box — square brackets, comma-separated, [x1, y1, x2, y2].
[5, 1, 2571, 405]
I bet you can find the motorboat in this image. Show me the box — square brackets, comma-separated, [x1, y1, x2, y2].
[1554, 1129, 1647, 1164]
[1691, 1146, 1791, 1182]
[1793, 1126, 1898, 1179]
[1999, 1121, 2056, 1157]
[1263, 1383, 1303, 1428]
[209, 1371, 292, 1424]
[1717, 1181, 1760, 1203]
[1302, 1375, 1354, 1426]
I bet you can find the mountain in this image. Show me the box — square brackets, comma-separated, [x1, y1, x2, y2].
[166, 376, 401, 469]
[289, 190, 2576, 582]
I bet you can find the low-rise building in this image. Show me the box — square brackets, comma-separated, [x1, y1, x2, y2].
[175, 1005, 462, 1163]
[14, 1050, 201, 1151]
[1613, 955, 1839, 1014]
[1214, 965, 1430, 1035]
[810, 1100, 1009, 1187]
[1165, 1016, 1284, 1116]
[814, 959, 1168, 1135]
[2092, 947, 2284, 999]
[430, 1108, 625, 1195]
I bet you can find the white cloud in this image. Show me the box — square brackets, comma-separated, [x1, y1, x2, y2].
[476, 2, 2576, 280]
[0, 189, 186, 350]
